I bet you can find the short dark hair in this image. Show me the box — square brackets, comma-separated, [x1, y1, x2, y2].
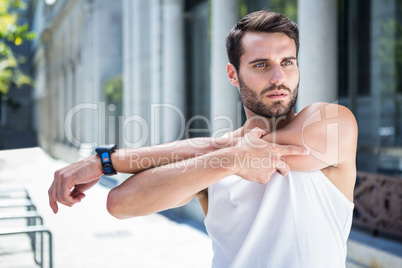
[226, 10, 299, 72]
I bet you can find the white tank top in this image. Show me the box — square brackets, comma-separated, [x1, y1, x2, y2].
[204, 170, 354, 268]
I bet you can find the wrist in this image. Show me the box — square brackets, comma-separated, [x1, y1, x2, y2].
[90, 154, 103, 175]
[223, 146, 246, 177]
[206, 147, 238, 176]
[209, 137, 240, 152]
[95, 144, 117, 175]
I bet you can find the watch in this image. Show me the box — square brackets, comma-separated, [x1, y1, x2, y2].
[95, 144, 117, 175]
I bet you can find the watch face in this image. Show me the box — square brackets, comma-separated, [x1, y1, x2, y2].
[101, 152, 110, 163]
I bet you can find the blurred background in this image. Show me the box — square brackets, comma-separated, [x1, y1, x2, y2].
[0, 0, 401, 267]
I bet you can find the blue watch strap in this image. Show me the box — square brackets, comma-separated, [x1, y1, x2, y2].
[95, 144, 117, 175]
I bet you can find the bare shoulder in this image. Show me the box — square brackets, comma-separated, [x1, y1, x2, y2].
[296, 102, 357, 128]
[301, 103, 358, 202]
[296, 102, 358, 159]
[307, 102, 358, 155]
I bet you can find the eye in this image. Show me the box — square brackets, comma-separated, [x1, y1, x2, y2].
[255, 62, 266, 68]
[282, 60, 292, 66]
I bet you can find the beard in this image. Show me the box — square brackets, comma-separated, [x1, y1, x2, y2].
[238, 76, 299, 118]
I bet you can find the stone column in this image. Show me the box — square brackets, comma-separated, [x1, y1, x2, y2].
[150, 0, 162, 145]
[161, 0, 185, 143]
[57, 66, 65, 142]
[48, 44, 57, 146]
[297, 0, 338, 111]
[210, 0, 239, 137]
[122, 0, 133, 147]
[74, 12, 83, 145]
[91, 0, 101, 146]
[73, 59, 82, 143]
[122, 0, 147, 148]
[64, 61, 73, 143]
[39, 29, 52, 151]
[80, 0, 97, 147]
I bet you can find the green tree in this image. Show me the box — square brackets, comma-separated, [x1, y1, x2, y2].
[0, 0, 35, 123]
[239, 0, 298, 22]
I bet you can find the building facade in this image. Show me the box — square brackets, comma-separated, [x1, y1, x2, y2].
[25, 0, 402, 251]
[29, 0, 401, 173]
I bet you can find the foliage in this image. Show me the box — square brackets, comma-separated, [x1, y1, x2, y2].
[104, 75, 123, 105]
[103, 75, 123, 146]
[270, 0, 297, 22]
[0, 0, 35, 96]
[240, 0, 298, 22]
[239, 0, 248, 17]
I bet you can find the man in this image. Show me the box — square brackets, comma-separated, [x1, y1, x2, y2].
[49, 10, 357, 267]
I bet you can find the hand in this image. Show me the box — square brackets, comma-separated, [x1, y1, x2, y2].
[233, 128, 309, 184]
[48, 155, 103, 214]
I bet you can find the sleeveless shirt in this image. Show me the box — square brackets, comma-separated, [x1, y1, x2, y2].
[204, 170, 354, 268]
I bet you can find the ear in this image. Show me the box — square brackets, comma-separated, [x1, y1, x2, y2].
[227, 63, 239, 87]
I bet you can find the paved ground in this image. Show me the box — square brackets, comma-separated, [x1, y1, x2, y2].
[0, 147, 213, 268]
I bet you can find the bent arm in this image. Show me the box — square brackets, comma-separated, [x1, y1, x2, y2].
[263, 102, 358, 172]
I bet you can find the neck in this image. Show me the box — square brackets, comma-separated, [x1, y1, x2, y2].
[241, 107, 296, 135]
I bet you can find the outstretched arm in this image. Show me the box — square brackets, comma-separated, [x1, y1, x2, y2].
[48, 137, 237, 213]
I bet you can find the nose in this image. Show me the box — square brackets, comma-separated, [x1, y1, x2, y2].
[270, 65, 285, 85]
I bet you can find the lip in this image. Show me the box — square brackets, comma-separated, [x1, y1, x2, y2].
[266, 90, 288, 99]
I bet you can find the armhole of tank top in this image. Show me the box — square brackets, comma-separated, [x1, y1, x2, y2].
[342, 204, 354, 233]
[315, 170, 354, 208]
[204, 184, 214, 223]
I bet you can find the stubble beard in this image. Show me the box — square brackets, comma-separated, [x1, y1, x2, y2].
[238, 75, 299, 118]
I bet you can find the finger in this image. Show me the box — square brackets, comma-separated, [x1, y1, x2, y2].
[70, 189, 86, 203]
[248, 127, 267, 138]
[275, 145, 309, 156]
[48, 184, 59, 214]
[275, 157, 290, 176]
[54, 178, 75, 208]
[50, 199, 58, 214]
[57, 177, 70, 205]
[229, 136, 242, 147]
[244, 132, 269, 148]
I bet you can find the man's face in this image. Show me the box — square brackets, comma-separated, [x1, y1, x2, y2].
[235, 32, 299, 118]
